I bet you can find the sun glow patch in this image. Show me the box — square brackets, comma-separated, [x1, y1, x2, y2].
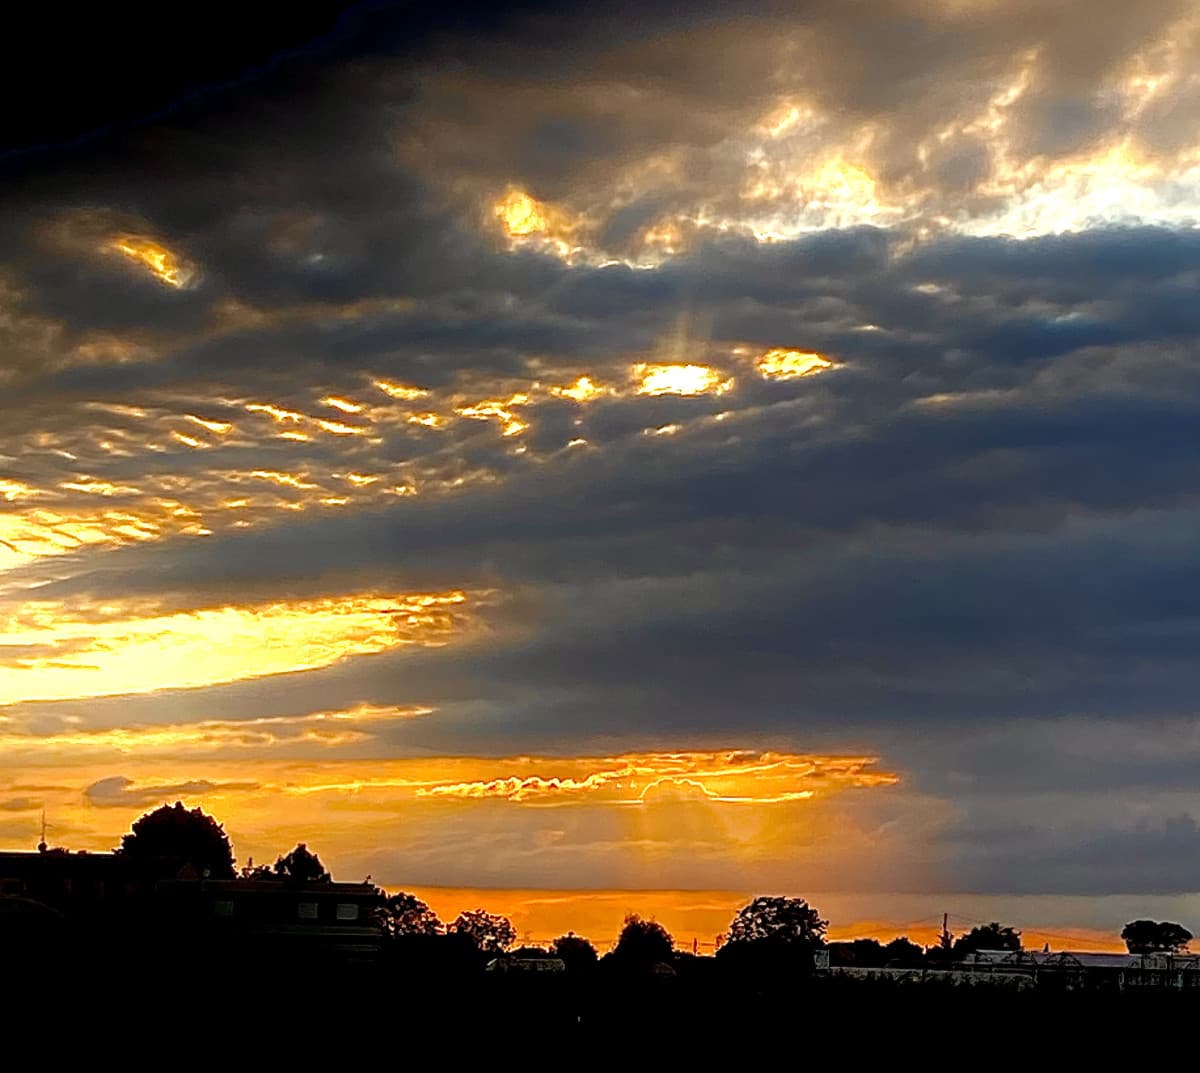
[633, 363, 733, 397]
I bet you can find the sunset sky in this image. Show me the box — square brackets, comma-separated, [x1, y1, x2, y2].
[3, 0, 1200, 950]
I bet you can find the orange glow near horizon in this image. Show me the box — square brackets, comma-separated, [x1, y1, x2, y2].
[389, 889, 1130, 954]
[0, 743, 1128, 953]
[0, 748, 898, 859]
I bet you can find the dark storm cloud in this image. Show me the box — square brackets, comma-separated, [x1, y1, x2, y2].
[937, 811, 1200, 897]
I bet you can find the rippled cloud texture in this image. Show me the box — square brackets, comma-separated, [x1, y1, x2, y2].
[3, 1, 1200, 932]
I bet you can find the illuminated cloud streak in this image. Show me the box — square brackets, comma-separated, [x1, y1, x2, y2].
[416, 751, 895, 805]
[0, 592, 473, 702]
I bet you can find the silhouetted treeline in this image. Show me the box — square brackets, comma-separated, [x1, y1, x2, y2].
[3, 801, 1197, 1031]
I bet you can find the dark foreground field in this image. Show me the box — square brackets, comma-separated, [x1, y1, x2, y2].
[7, 952, 1191, 1057]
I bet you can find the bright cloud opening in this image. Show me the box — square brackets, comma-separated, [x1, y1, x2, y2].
[755, 349, 835, 380]
[633, 363, 733, 397]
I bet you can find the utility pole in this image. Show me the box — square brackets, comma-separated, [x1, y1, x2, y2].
[936, 912, 952, 962]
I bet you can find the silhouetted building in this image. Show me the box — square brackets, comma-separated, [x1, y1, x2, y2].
[154, 877, 383, 963]
[0, 849, 156, 922]
[964, 948, 1200, 990]
[0, 848, 382, 965]
[824, 947, 1200, 991]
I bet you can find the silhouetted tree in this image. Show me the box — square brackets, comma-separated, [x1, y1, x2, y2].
[611, 913, 673, 969]
[117, 802, 235, 879]
[377, 892, 442, 938]
[726, 896, 827, 948]
[953, 922, 1021, 958]
[1121, 919, 1193, 954]
[273, 843, 330, 883]
[552, 932, 598, 972]
[450, 909, 516, 954]
[884, 936, 926, 967]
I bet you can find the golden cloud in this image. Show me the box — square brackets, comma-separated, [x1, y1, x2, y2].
[754, 348, 835, 380]
[320, 396, 365, 414]
[492, 187, 584, 259]
[184, 415, 234, 435]
[495, 189, 548, 236]
[373, 379, 430, 401]
[0, 590, 475, 703]
[455, 393, 530, 437]
[413, 750, 897, 806]
[633, 363, 733, 397]
[108, 235, 198, 289]
[549, 376, 608, 403]
[0, 704, 429, 759]
[0, 480, 40, 502]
